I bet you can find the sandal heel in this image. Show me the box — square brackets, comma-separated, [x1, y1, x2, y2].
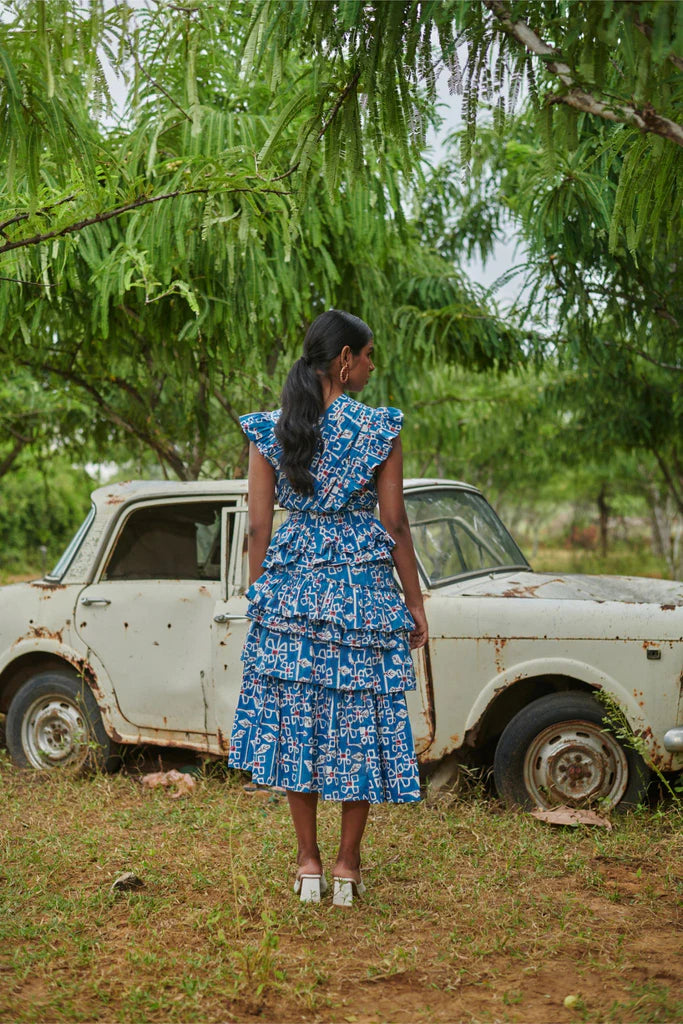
[332, 878, 355, 907]
[294, 874, 324, 903]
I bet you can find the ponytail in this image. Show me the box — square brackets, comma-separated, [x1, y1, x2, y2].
[275, 357, 323, 496]
[275, 310, 373, 495]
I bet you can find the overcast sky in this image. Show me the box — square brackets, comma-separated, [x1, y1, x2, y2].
[426, 70, 521, 309]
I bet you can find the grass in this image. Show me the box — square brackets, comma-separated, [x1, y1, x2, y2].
[0, 564, 43, 587]
[0, 758, 681, 1023]
[529, 543, 669, 579]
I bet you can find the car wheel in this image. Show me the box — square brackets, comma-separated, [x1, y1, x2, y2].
[494, 691, 650, 811]
[6, 669, 117, 773]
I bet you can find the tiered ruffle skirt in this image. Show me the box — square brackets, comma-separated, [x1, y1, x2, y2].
[228, 509, 421, 803]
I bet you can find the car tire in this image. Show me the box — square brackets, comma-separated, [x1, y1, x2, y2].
[494, 691, 650, 811]
[6, 669, 118, 773]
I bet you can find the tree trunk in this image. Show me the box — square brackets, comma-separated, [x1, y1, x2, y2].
[597, 483, 610, 558]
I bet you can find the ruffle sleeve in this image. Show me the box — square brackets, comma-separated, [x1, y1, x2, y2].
[240, 410, 281, 468]
[365, 405, 403, 470]
[318, 402, 403, 510]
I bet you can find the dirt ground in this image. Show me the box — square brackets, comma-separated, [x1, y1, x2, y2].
[1, 755, 681, 1024]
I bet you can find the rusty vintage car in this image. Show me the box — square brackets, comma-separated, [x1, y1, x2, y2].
[1, 479, 681, 808]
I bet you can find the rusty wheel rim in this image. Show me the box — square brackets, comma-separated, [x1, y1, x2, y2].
[21, 695, 88, 770]
[523, 717, 629, 808]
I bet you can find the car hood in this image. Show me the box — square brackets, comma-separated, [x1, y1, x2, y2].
[439, 571, 683, 607]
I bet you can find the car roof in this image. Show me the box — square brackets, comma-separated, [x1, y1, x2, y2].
[90, 477, 482, 511]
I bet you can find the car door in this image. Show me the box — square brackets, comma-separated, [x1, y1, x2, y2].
[405, 647, 436, 756]
[210, 505, 252, 750]
[75, 498, 237, 735]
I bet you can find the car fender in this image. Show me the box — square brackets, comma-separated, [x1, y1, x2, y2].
[463, 655, 644, 740]
[1, 636, 129, 742]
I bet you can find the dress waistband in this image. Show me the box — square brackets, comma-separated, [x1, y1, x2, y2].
[284, 507, 373, 518]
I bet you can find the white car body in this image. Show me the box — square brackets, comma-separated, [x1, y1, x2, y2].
[1, 479, 681, 804]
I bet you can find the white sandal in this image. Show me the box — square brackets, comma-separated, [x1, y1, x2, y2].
[332, 876, 366, 907]
[293, 873, 328, 903]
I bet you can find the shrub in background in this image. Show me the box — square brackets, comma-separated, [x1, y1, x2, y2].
[0, 462, 95, 574]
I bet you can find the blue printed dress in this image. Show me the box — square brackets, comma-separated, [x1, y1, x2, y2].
[228, 392, 421, 803]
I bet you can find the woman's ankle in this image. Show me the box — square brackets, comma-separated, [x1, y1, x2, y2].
[296, 846, 323, 875]
[333, 850, 361, 879]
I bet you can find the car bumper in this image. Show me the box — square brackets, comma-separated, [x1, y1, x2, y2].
[663, 728, 683, 752]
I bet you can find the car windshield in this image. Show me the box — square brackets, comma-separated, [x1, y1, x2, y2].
[405, 488, 529, 586]
[46, 505, 96, 581]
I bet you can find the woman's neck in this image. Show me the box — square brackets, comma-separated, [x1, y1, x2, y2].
[321, 380, 346, 410]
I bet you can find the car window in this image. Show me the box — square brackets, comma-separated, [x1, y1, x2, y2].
[405, 489, 528, 585]
[47, 505, 96, 581]
[103, 502, 234, 581]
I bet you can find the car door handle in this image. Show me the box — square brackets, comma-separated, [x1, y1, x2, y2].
[80, 597, 111, 606]
[213, 613, 248, 623]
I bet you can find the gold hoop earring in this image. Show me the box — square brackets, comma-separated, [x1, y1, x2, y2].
[340, 364, 349, 385]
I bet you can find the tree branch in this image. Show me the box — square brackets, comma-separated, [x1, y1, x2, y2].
[0, 436, 29, 479]
[123, 31, 192, 122]
[0, 183, 290, 256]
[633, 16, 683, 74]
[652, 448, 683, 515]
[602, 339, 682, 372]
[484, 0, 683, 147]
[319, 69, 362, 139]
[26, 361, 190, 480]
[0, 193, 77, 236]
[211, 386, 243, 428]
[0, 275, 54, 288]
[268, 69, 362, 182]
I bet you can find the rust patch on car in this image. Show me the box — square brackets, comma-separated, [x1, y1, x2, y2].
[14, 625, 65, 645]
[633, 726, 672, 771]
[660, 604, 675, 611]
[492, 636, 508, 673]
[499, 578, 563, 599]
[217, 728, 229, 753]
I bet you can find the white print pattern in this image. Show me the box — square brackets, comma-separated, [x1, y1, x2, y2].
[228, 393, 420, 803]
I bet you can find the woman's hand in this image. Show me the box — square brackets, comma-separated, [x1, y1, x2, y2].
[408, 604, 428, 650]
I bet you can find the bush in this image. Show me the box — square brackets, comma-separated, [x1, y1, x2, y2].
[566, 524, 599, 550]
[0, 462, 95, 575]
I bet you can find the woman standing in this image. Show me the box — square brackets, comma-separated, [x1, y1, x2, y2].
[229, 310, 428, 906]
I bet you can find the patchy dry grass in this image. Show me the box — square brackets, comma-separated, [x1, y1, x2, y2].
[0, 757, 681, 1024]
[529, 544, 668, 580]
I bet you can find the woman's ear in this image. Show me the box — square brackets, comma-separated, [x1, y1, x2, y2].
[340, 344, 351, 364]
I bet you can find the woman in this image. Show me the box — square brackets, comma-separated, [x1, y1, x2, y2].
[229, 310, 428, 907]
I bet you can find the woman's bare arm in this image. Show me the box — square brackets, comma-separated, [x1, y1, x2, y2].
[376, 436, 428, 649]
[246, 442, 276, 585]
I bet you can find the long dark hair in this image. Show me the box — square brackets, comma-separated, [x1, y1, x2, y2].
[275, 310, 373, 495]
